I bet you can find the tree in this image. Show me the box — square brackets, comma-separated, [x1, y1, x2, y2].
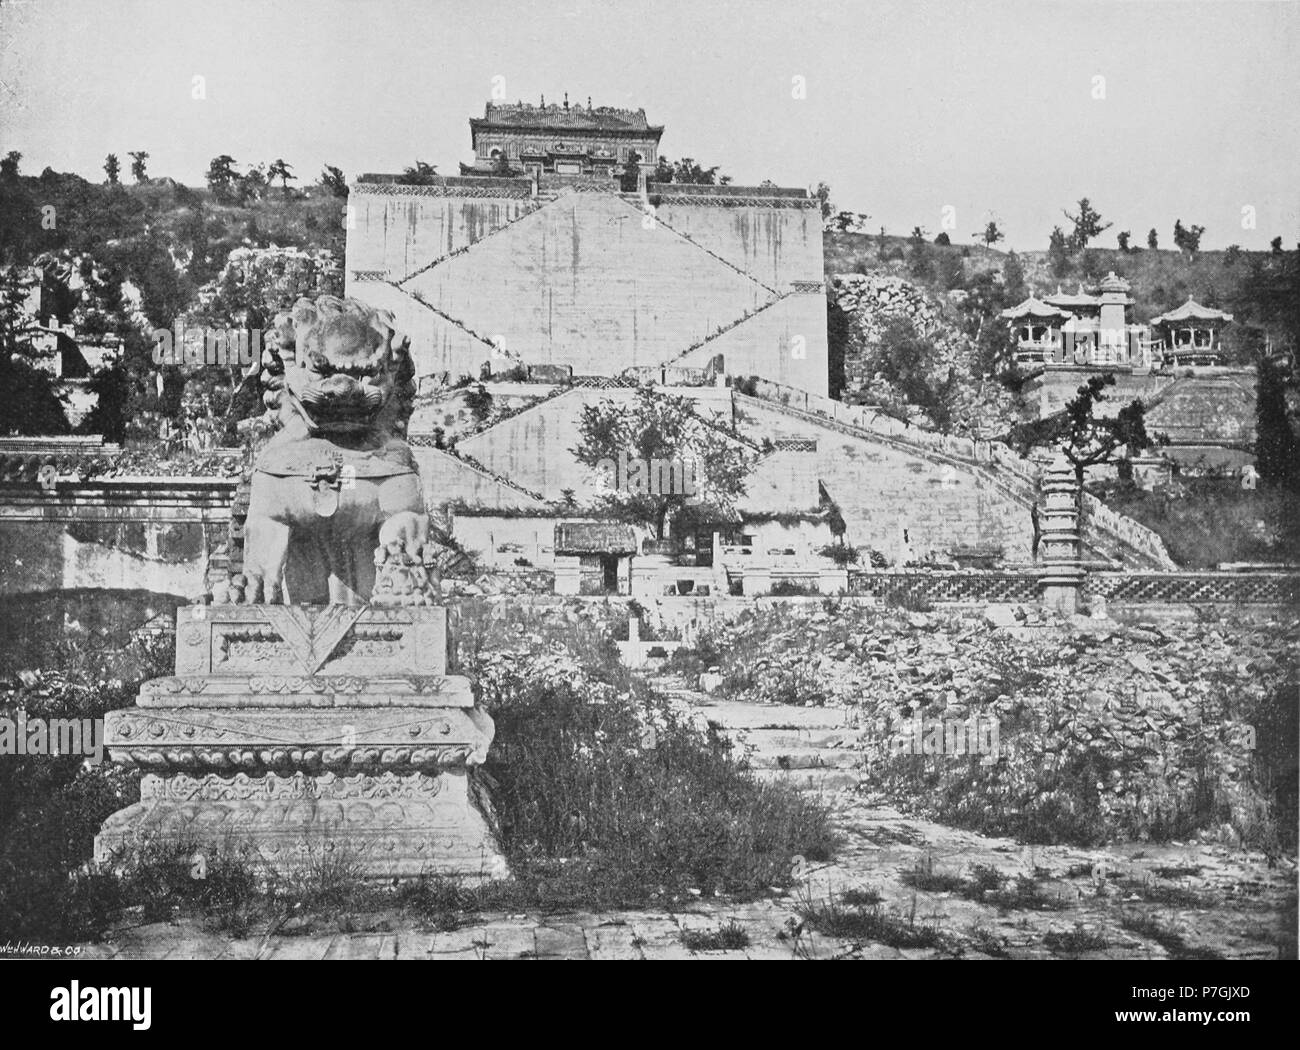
[318, 165, 348, 199]
[1173, 219, 1205, 257]
[1271, 236, 1284, 254]
[978, 220, 1004, 248]
[658, 157, 730, 185]
[908, 228, 934, 280]
[128, 151, 149, 183]
[570, 388, 757, 538]
[236, 163, 267, 205]
[1255, 358, 1299, 489]
[0, 151, 20, 181]
[464, 382, 493, 424]
[1002, 251, 1026, 301]
[1048, 225, 1072, 277]
[0, 264, 69, 434]
[812, 181, 832, 221]
[934, 231, 951, 246]
[267, 159, 296, 195]
[936, 250, 964, 291]
[619, 151, 641, 193]
[103, 154, 120, 185]
[1062, 197, 1111, 249]
[399, 160, 439, 186]
[1018, 374, 1153, 485]
[1147, 228, 1159, 250]
[831, 210, 867, 233]
[205, 155, 240, 202]
[1116, 230, 1131, 252]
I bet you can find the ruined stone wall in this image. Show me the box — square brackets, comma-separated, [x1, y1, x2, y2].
[346, 183, 828, 396]
[0, 522, 211, 595]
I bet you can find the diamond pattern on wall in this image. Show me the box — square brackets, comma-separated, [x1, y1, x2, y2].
[394, 192, 776, 374]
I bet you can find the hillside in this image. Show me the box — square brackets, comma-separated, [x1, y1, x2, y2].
[824, 231, 1297, 364]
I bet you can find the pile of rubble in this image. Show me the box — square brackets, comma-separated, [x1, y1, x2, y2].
[691, 602, 1298, 846]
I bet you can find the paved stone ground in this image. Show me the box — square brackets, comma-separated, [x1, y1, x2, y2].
[67, 685, 1296, 961]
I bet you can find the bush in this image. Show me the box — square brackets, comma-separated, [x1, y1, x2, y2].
[818, 543, 861, 566]
[769, 579, 820, 597]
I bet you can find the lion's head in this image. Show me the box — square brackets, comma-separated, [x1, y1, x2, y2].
[266, 296, 413, 434]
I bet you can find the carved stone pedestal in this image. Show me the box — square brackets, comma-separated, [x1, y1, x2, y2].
[94, 604, 507, 882]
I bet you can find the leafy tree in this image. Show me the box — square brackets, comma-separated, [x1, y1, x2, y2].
[618, 151, 641, 193]
[908, 229, 934, 280]
[936, 250, 964, 290]
[1271, 236, 1284, 254]
[1173, 219, 1205, 257]
[1063, 197, 1111, 249]
[464, 382, 493, 424]
[205, 155, 240, 203]
[934, 232, 951, 246]
[236, 163, 267, 205]
[1002, 251, 1026, 300]
[1015, 374, 1152, 485]
[655, 157, 731, 185]
[399, 160, 439, 186]
[1224, 244, 1242, 267]
[128, 151, 148, 183]
[1147, 228, 1159, 250]
[872, 317, 954, 430]
[103, 154, 120, 185]
[0, 265, 69, 434]
[812, 181, 832, 220]
[979, 220, 1004, 248]
[0, 151, 21, 181]
[831, 210, 867, 233]
[318, 165, 348, 198]
[570, 388, 756, 538]
[77, 362, 129, 442]
[1255, 358, 1300, 489]
[1048, 225, 1072, 277]
[1116, 230, 1130, 252]
[267, 159, 296, 195]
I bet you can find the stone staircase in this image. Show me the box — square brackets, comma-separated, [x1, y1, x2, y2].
[735, 391, 1175, 570]
[655, 681, 868, 792]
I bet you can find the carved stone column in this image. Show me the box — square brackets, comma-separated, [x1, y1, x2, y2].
[1037, 453, 1084, 615]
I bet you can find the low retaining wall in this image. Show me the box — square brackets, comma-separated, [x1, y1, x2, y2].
[1084, 572, 1300, 606]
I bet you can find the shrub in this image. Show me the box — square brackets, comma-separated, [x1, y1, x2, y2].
[818, 543, 861, 566]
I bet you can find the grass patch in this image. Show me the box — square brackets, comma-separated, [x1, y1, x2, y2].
[680, 919, 750, 952]
[900, 858, 1068, 912]
[1120, 912, 1225, 960]
[1152, 864, 1203, 879]
[795, 891, 948, 950]
[1044, 923, 1109, 954]
[899, 855, 965, 893]
[1116, 875, 1210, 908]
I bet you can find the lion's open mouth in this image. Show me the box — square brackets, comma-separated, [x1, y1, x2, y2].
[298, 375, 386, 431]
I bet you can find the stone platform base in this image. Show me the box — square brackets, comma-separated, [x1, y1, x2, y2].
[93, 605, 509, 883]
[95, 769, 507, 882]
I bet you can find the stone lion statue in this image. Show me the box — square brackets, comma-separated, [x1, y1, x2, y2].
[238, 296, 430, 605]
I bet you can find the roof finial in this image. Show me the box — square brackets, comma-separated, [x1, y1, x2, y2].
[540, 93, 545, 107]
[587, 95, 592, 109]
[563, 91, 569, 110]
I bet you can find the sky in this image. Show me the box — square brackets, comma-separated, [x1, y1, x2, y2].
[0, 0, 1296, 250]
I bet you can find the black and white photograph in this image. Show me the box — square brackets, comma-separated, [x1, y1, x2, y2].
[0, 0, 1295, 997]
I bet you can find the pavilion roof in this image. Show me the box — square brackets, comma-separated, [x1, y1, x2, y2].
[554, 522, 639, 555]
[1150, 297, 1234, 325]
[1001, 297, 1068, 320]
[1044, 285, 1100, 308]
